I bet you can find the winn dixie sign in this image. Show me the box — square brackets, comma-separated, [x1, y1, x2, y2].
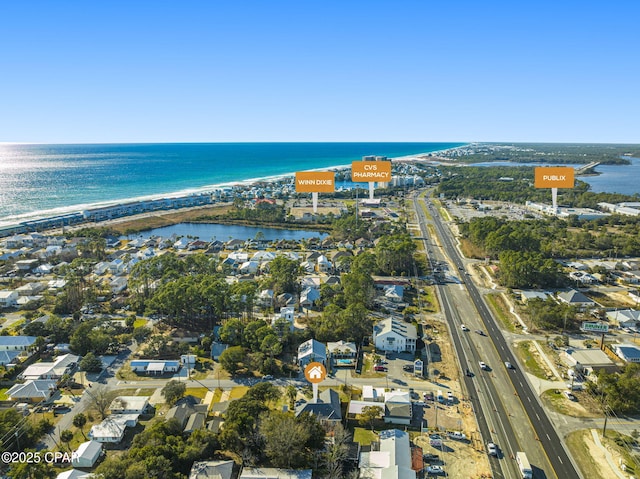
[534, 167, 575, 188]
[295, 172, 336, 193]
[351, 161, 392, 182]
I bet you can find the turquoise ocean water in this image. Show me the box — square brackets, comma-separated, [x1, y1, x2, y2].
[0, 142, 462, 223]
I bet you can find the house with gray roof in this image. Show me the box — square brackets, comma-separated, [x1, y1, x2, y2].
[6, 379, 57, 402]
[239, 468, 312, 479]
[557, 290, 597, 311]
[295, 388, 341, 422]
[189, 460, 234, 479]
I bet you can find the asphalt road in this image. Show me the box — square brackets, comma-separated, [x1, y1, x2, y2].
[418, 194, 581, 479]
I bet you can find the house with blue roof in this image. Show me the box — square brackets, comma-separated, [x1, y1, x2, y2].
[297, 339, 326, 367]
[0, 336, 37, 353]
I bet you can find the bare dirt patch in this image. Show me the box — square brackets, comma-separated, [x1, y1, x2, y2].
[567, 429, 629, 479]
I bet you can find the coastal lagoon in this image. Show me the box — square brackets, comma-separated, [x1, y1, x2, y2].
[126, 223, 328, 242]
[473, 158, 640, 195]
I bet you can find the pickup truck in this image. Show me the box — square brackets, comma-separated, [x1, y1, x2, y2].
[447, 431, 467, 441]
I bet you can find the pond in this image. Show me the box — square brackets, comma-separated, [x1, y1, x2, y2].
[125, 222, 328, 242]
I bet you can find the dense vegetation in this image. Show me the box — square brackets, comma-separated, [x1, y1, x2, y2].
[436, 166, 639, 208]
[94, 420, 219, 479]
[440, 143, 639, 165]
[593, 363, 640, 414]
[460, 216, 640, 260]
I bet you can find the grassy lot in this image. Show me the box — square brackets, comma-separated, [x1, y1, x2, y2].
[459, 238, 486, 259]
[566, 430, 604, 479]
[514, 341, 548, 379]
[228, 386, 249, 400]
[540, 389, 599, 418]
[567, 429, 639, 479]
[0, 388, 9, 401]
[133, 318, 148, 328]
[603, 430, 639, 475]
[420, 286, 439, 314]
[353, 427, 377, 445]
[486, 293, 517, 333]
[185, 387, 208, 400]
[358, 356, 386, 379]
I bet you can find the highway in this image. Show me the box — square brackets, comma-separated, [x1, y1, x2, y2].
[413, 193, 582, 479]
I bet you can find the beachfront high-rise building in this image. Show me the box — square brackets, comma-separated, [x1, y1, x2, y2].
[362, 155, 392, 188]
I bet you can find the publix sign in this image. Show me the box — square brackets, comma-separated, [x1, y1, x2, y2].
[580, 322, 609, 333]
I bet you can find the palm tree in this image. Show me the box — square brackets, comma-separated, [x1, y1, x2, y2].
[60, 429, 74, 452]
[73, 413, 87, 439]
[286, 384, 297, 410]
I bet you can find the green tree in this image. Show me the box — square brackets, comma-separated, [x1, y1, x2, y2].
[375, 233, 416, 275]
[219, 346, 245, 375]
[88, 385, 112, 420]
[60, 429, 74, 452]
[286, 384, 297, 410]
[72, 413, 87, 439]
[268, 256, 301, 295]
[259, 411, 325, 468]
[260, 334, 283, 358]
[161, 380, 186, 406]
[219, 318, 244, 346]
[79, 352, 103, 372]
[360, 405, 384, 430]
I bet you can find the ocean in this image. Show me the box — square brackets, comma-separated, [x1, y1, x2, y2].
[0, 142, 461, 224]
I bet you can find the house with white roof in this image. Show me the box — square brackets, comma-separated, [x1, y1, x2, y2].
[109, 396, 151, 415]
[89, 415, 138, 443]
[373, 318, 417, 353]
[316, 255, 331, 273]
[359, 429, 416, 479]
[362, 385, 386, 402]
[0, 290, 19, 308]
[55, 470, 95, 479]
[20, 353, 79, 381]
[129, 359, 180, 375]
[606, 309, 640, 328]
[72, 440, 103, 468]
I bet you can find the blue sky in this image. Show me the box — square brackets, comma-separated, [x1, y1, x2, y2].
[1, 1, 638, 143]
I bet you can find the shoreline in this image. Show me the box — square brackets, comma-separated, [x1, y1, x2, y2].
[0, 148, 452, 232]
[101, 205, 334, 236]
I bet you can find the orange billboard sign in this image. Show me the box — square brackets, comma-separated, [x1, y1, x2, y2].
[534, 167, 575, 188]
[351, 161, 392, 182]
[295, 171, 335, 193]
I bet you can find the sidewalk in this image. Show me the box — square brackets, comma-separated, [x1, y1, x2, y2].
[591, 429, 627, 479]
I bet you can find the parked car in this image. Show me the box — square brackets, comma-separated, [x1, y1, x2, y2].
[563, 390, 577, 401]
[423, 453, 439, 461]
[427, 465, 445, 475]
[403, 364, 414, 372]
[374, 365, 387, 372]
[262, 375, 274, 380]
